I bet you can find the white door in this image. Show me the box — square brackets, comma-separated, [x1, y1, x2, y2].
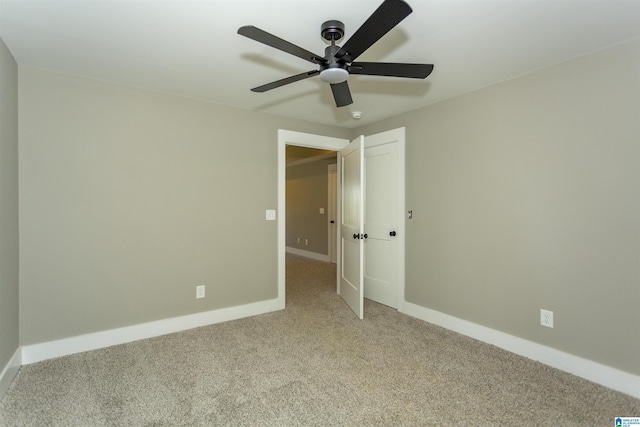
[364, 141, 398, 308]
[328, 164, 337, 264]
[363, 128, 405, 309]
[339, 136, 365, 319]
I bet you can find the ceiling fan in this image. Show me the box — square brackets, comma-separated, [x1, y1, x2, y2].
[238, 0, 434, 108]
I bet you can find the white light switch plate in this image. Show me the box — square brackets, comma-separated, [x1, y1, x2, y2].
[265, 210, 276, 220]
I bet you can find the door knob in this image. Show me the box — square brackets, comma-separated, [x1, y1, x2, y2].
[389, 231, 397, 236]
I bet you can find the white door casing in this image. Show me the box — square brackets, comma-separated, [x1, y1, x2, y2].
[328, 164, 338, 264]
[277, 130, 348, 310]
[339, 136, 365, 319]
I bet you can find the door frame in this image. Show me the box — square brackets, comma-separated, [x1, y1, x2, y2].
[277, 130, 349, 310]
[277, 128, 405, 315]
[327, 163, 337, 264]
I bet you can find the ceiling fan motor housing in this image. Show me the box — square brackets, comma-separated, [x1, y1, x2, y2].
[320, 44, 349, 83]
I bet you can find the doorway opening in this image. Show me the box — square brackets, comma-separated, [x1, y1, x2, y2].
[277, 130, 349, 310]
[285, 146, 337, 262]
[277, 128, 406, 317]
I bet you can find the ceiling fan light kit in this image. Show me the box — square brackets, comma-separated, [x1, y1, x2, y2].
[319, 67, 349, 84]
[238, 0, 433, 108]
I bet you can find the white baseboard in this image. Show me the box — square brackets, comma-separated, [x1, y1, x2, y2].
[285, 246, 330, 262]
[21, 298, 281, 365]
[402, 302, 640, 399]
[11, 298, 639, 399]
[0, 348, 22, 400]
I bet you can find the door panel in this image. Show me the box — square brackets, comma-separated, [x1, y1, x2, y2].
[364, 138, 399, 308]
[339, 136, 364, 319]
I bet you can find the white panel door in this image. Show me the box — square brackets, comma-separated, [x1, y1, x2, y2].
[339, 136, 364, 319]
[363, 128, 404, 310]
[364, 141, 398, 308]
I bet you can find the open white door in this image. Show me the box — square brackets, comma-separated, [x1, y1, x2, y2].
[339, 136, 365, 319]
[363, 128, 405, 310]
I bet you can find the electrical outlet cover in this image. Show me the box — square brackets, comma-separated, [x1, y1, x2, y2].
[540, 309, 553, 328]
[196, 285, 205, 299]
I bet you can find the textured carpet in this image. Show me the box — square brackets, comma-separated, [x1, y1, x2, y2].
[1, 254, 638, 425]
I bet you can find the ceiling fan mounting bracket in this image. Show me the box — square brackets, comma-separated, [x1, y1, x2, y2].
[321, 20, 345, 42]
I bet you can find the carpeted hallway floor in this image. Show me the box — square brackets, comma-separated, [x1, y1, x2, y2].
[1, 254, 638, 425]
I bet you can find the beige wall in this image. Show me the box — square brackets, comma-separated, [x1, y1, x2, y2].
[355, 40, 640, 375]
[0, 36, 19, 369]
[12, 38, 640, 377]
[18, 67, 350, 345]
[286, 155, 336, 255]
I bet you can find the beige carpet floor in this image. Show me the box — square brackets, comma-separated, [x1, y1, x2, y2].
[1, 253, 638, 426]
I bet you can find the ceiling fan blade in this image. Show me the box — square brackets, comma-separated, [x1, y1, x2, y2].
[251, 70, 320, 92]
[238, 26, 326, 65]
[349, 62, 433, 79]
[330, 81, 353, 107]
[335, 0, 412, 63]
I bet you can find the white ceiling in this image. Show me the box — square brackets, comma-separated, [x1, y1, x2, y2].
[1, 0, 639, 129]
